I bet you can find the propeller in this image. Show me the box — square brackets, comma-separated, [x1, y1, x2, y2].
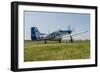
[68, 25, 75, 32]
[68, 25, 71, 30]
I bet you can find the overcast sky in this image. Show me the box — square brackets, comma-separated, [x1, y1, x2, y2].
[24, 11, 90, 40]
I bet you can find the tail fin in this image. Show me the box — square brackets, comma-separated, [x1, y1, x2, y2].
[31, 27, 39, 41]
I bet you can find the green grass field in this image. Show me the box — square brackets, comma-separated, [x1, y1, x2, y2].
[24, 40, 90, 62]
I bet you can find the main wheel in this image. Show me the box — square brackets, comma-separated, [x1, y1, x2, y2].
[44, 40, 47, 44]
[70, 36, 73, 43]
[58, 38, 61, 43]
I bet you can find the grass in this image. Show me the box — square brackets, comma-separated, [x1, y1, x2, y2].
[24, 40, 90, 62]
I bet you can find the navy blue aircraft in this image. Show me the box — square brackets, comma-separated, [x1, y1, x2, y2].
[31, 27, 87, 43]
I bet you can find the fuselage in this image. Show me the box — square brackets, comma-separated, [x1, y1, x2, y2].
[31, 27, 72, 41]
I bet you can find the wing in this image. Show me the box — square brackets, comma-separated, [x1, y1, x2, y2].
[62, 31, 88, 38]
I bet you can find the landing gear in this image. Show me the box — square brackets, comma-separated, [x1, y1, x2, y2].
[70, 36, 73, 43]
[44, 40, 47, 44]
[58, 38, 61, 43]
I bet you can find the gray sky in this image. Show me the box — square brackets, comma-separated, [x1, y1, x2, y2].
[24, 11, 90, 40]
